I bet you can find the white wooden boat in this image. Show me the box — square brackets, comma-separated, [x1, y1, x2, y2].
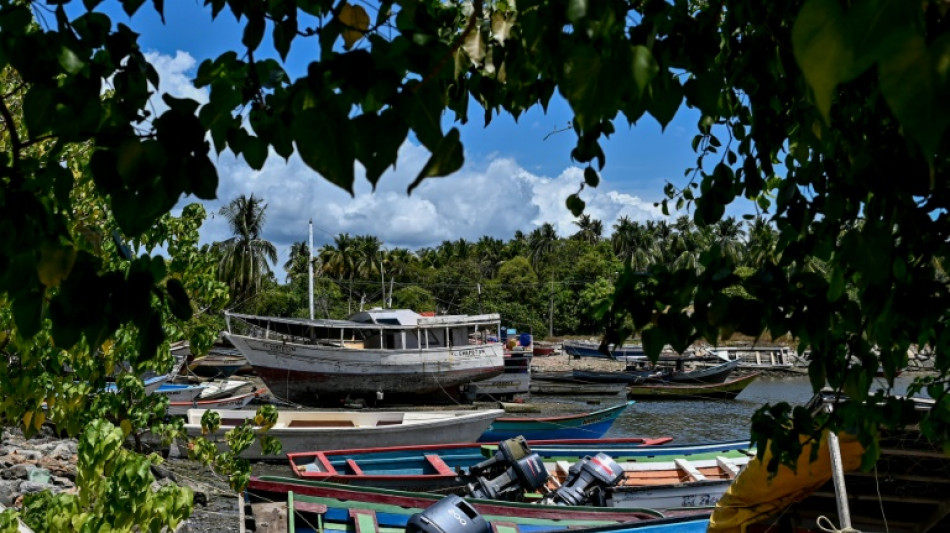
[181, 407, 505, 458]
[167, 389, 262, 416]
[198, 379, 255, 400]
[224, 309, 505, 405]
[154, 383, 207, 402]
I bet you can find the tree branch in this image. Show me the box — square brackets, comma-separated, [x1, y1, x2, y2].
[0, 95, 22, 168]
[413, 0, 483, 94]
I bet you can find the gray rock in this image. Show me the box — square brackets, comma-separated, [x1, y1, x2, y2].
[2, 464, 34, 480]
[18, 480, 50, 494]
[51, 476, 74, 488]
[9, 449, 41, 461]
[0, 480, 17, 506]
[51, 442, 77, 459]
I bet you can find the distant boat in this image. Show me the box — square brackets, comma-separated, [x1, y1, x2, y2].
[626, 373, 759, 400]
[563, 340, 647, 362]
[186, 351, 246, 379]
[465, 350, 532, 400]
[246, 477, 711, 532]
[153, 383, 207, 402]
[224, 309, 505, 405]
[478, 401, 633, 441]
[102, 374, 169, 395]
[529, 380, 628, 396]
[167, 388, 263, 416]
[183, 408, 504, 458]
[532, 341, 557, 357]
[575, 359, 739, 385]
[197, 379, 256, 400]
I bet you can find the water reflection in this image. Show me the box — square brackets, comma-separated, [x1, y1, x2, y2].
[531, 374, 925, 444]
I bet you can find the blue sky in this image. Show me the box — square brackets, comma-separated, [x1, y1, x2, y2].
[91, 1, 721, 267]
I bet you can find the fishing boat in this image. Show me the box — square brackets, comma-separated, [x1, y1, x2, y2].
[197, 378, 256, 400]
[247, 477, 711, 530]
[572, 369, 672, 385]
[711, 393, 950, 533]
[166, 388, 263, 416]
[224, 309, 505, 405]
[562, 340, 648, 362]
[153, 383, 207, 402]
[102, 374, 170, 395]
[478, 401, 633, 441]
[246, 480, 713, 533]
[626, 374, 758, 400]
[532, 341, 557, 357]
[699, 345, 801, 370]
[664, 359, 739, 384]
[288, 439, 753, 494]
[182, 408, 504, 458]
[529, 380, 627, 396]
[185, 350, 246, 379]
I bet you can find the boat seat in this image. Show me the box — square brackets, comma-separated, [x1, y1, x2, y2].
[717, 456, 740, 478]
[349, 508, 381, 533]
[491, 521, 521, 533]
[674, 458, 707, 481]
[287, 420, 356, 428]
[345, 459, 365, 476]
[425, 454, 457, 476]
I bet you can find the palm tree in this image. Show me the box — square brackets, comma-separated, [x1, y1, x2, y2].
[319, 234, 357, 313]
[214, 194, 278, 304]
[475, 236, 504, 278]
[745, 217, 777, 267]
[571, 214, 603, 244]
[284, 241, 311, 282]
[528, 223, 559, 271]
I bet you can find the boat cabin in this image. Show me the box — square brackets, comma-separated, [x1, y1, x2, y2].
[224, 309, 502, 352]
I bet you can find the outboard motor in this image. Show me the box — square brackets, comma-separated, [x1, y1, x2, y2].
[462, 437, 549, 501]
[542, 453, 624, 506]
[406, 495, 489, 533]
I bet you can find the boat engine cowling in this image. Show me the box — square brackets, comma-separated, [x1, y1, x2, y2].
[467, 436, 532, 476]
[406, 495, 489, 533]
[464, 452, 548, 500]
[542, 453, 624, 506]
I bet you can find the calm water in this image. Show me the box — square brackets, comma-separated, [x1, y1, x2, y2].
[531, 374, 922, 444]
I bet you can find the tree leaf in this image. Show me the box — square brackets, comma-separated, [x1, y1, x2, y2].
[490, 11, 515, 44]
[408, 128, 464, 194]
[879, 31, 950, 157]
[631, 45, 658, 98]
[792, 0, 851, 121]
[243, 14, 265, 51]
[166, 278, 193, 321]
[462, 26, 486, 66]
[583, 167, 599, 188]
[339, 3, 369, 51]
[37, 242, 77, 288]
[293, 106, 356, 194]
[566, 193, 586, 216]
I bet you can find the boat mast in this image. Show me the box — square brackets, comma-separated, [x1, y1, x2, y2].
[308, 218, 314, 320]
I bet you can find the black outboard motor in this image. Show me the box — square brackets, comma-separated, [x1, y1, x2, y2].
[462, 437, 549, 501]
[542, 453, 624, 506]
[406, 495, 489, 533]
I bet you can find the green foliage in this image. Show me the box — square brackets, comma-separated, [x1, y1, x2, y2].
[391, 285, 436, 312]
[0, 0, 947, 514]
[22, 420, 192, 532]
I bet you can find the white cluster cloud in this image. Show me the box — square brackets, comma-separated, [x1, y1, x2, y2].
[149, 51, 667, 266]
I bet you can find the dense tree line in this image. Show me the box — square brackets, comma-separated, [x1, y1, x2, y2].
[212, 195, 780, 338]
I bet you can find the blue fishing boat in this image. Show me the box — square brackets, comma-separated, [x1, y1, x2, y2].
[287, 436, 674, 489]
[478, 401, 633, 441]
[153, 383, 207, 402]
[562, 341, 647, 362]
[246, 477, 711, 533]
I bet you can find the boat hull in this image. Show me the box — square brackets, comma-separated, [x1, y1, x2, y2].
[167, 389, 261, 416]
[227, 334, 504, 405]
[478, 401, 632, 441]
[530, 380, 626, 395]
[247, 478, 712, 533]
[183, 408, 503, 458]
[626, 373, 759, 400]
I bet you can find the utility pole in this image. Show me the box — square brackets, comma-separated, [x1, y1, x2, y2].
[477, 283, 482, 314]
[308, 219, 314, 320]
[380, 255, 385, 308]
[549, 278, 554, 337]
